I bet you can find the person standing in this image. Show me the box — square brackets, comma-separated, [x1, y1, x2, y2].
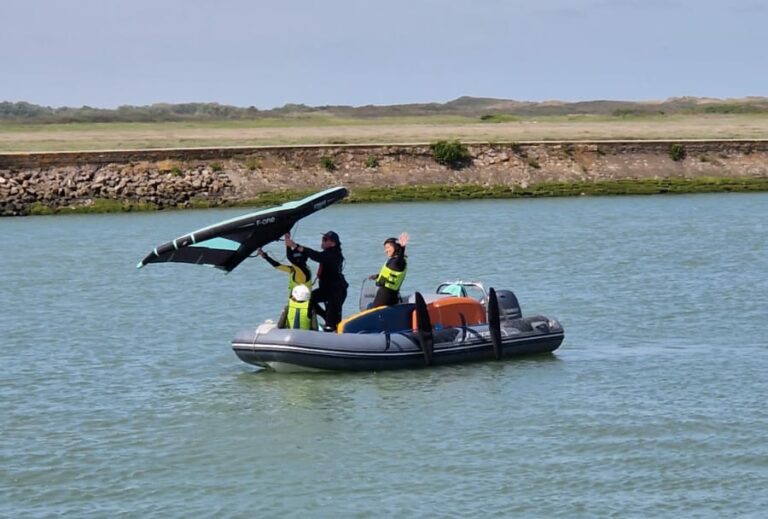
[285, 230, 348, 332]
[369, 232, 409, 307]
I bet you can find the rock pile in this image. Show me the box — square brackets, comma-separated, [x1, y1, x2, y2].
[0, 164, 234, 216]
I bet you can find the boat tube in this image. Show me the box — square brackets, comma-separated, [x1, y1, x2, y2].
[232, 281, 564, 372]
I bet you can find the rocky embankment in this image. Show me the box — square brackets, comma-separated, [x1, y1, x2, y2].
[0, 163, 233, 215]
[1, 140, 768, 216]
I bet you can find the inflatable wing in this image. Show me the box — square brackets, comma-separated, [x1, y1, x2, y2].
[137, 186, 348, 272]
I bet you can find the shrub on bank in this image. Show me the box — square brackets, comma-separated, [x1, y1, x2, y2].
[244, 157, 262, 171]
[320, 156, 336, 171]
[430, 140, 471, 169]
[669, 143, 686, 161]
[364, 156, 379, 169]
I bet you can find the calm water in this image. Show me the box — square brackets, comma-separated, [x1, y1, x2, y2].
[2, 193, 767, 517]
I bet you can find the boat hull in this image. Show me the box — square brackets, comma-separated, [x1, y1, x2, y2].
[232, 317, 564, 372]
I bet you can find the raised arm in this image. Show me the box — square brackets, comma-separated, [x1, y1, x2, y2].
[284, 233, 324, 262]
[297, 245, 324, 262]
[260, 251, 282, 269]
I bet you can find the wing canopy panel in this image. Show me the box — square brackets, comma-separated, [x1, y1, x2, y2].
[137, 186, 347, 272]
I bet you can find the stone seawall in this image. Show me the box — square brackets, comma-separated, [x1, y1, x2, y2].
[1, 140, 767, 216]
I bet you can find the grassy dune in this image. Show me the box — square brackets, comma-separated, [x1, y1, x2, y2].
[3, 114, 768, 152]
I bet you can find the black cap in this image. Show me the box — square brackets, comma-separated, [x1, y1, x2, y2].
[322, 230, 340, 245]
[383, 237, 398, 246]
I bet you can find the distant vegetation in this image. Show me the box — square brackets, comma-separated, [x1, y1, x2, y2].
[480, 114, 520, 123]
[3, 96, 768, 124]
[0, 101, 263, 124]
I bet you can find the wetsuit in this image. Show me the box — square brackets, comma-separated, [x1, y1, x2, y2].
[261, 250, 312, 298]
[301, 245, 348, 331]
[371, 245, 407, 307]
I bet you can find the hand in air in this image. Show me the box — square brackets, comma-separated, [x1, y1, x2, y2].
[399, 232, 409, 247]
[284, 233, 296, 249]
[256, 248, 264, 257]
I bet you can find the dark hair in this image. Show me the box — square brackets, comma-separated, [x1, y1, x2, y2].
[383, 237, 402, 255]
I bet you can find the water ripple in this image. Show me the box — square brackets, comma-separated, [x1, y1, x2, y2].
[2, 194, 768, 517]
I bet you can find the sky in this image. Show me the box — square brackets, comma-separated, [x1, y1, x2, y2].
[2, 0, 767, 109]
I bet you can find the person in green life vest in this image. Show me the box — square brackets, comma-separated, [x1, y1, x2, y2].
[277, 284, 317, 330]
[369, 232, 409, 307]
[256, 233, 313, 299]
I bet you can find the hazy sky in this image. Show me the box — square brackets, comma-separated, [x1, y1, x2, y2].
[2, 0, 766, 108]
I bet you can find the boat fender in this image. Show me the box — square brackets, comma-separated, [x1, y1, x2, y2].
[414, 292, 434, 366]
[487, 287, 503, 360]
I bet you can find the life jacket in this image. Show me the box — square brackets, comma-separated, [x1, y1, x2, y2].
[286, 299, 312, 330]
[287, 267, 312, 298]
[376, 263, 407, 292]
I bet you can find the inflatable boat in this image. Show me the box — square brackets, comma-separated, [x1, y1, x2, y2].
[232, 281, 564, 372]
[136, 187, 565, 372]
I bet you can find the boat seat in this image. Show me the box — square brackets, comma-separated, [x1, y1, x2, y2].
[437, 284, 467, 297]
[338, 303, 416, 334]
[413, 297, 487, 330]
[406, 292, 452, 305]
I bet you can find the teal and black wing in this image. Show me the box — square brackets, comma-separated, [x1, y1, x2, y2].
[137, 186, 347, 272]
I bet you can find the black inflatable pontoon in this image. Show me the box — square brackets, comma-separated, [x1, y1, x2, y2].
[232, 282, 564, 372]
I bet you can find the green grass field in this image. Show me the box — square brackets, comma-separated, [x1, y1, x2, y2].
[3, 114, 768, 152]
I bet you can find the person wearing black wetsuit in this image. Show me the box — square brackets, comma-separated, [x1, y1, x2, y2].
[285, 230, 348, 332]
[370, 232, 409, 307]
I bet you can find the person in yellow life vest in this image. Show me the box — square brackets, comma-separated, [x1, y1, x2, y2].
[256, 233, 312, 299]
[277, 284, 317, 330]
[369, 232, 409, 307]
